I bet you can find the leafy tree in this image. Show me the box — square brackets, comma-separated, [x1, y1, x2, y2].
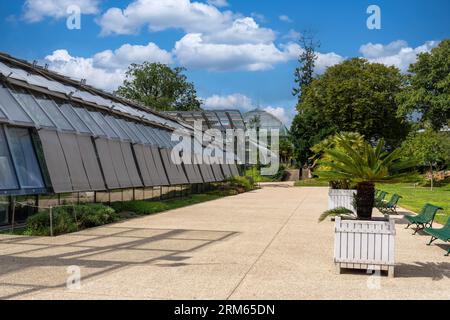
[296, 58, 410, 152]
[115, 62, 202, 111]
[316, 135, 418, 220]
[397, 39, 450, 130]
[279, 138, 294, 164]
[290, 110, 336, 166]
[400, 128, 450, 189]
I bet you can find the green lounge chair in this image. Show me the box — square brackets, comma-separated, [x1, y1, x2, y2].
[425, 218, 450, 256]
[379, 194, 402, 215]
[405, 204, 444, 235]
[376, 191, 388, 202]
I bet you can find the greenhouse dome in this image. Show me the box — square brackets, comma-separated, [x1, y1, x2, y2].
[243, 108, 289, 137]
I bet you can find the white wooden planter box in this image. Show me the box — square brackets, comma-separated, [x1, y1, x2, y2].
[334, 217, 396, 277]
[328, 189, 356, 213]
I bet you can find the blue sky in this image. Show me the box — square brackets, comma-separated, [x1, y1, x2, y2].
[0, 0, 449, 125]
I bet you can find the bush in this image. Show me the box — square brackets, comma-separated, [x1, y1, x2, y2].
[229, 176, 255, 192]
[76, 204, 119, 228]
[110, 200, 169, 216]
[25, 204, 117, 236]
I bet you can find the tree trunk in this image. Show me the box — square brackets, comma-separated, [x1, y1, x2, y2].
[356, 182, 375, 220]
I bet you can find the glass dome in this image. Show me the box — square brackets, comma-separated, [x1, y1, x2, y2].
[243, 108, 289, 137]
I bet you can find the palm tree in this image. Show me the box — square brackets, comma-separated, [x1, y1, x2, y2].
[316, 135, 418, 220]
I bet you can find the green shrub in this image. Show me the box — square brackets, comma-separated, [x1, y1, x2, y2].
[25, 204, 117, 236]
[229, 176, 255, 192]
[76, 204, 119, 228]
[110, 200, 169, 216]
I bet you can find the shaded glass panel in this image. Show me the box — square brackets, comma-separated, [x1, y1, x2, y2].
[125, 122, 147, 144]
[59, 103, 91, 134]
[74, 108, 105, 137]
[0, 127, 19, 190]
[9, 87, 54, 128]
[58, 133, 90, 191]
[34, 95, 73, 131]
[77, 135, 105, 191]
[0, 84, 33, 124]
[89, 111, 119, 139]
[7, 127, 44, 189]
[116, 119, 139, 142]
[104, 116, 130, 141]
[94, 139, 119, 189]
[38, 130, 72, 193]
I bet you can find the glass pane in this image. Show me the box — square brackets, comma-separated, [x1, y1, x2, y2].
[0, 84, 33, 124]
[59, 103, 91, 134]
[73, 108, 106, 137]
[6, 127, 44, 189]
[135, 124, 155, 145]
[89, 111, 119, 139]
[144, 127, 165, 146]
[0, 127, 19, 190]
[115, 118, 139, 142]
[128, 123, 148, 144]
[34, 94, 73, 131]
[8, 87, 55, 128]
[0, 106, 6, 119]
[104, 115, 130, 140]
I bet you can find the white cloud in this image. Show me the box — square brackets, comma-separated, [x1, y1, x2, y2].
[281, 42, 345, 74]
[207, 0, 229, 7]
[203, 93, 254, 110]
[283, 29, 301, 41]
[23, 0, 100, 22]
[174, 33, 289, 71]
[203, 17, 275, 45]
[263, 106, 291, 126]
[279, 15, 293, 23]
[98, 0, 235, 35]
[93, 42, 173, 70]
[359, 40, 440, 72]
[44, 43, 173, 91]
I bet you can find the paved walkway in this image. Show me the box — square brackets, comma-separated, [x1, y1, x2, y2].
[0, 184, 449, 299]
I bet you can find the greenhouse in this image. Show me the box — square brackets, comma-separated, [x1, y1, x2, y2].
[243, 108, 289, 137]
[0, 53, 240, 226]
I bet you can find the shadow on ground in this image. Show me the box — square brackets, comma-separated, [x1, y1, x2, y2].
[0, 227, 238, 299]
[395, 262, 450, 280]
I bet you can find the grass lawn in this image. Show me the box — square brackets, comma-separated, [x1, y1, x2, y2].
[377, 183, 450, 225]
[294, 179, 330, 187]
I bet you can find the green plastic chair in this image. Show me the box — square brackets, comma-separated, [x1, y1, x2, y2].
[405, 204, 444, 235]
[379, 194, 402, 215]
[425, 218, 450, 256]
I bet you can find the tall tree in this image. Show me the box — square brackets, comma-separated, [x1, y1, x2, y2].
[290, 32, 322, 166]
[292, 32, 320, 103]
[397, 39, 450, 130]
[115, 62, 202, 111]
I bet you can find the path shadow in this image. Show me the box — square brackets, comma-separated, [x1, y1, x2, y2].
[395, 262, 450, 280]
[0, 227, 238, 299]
